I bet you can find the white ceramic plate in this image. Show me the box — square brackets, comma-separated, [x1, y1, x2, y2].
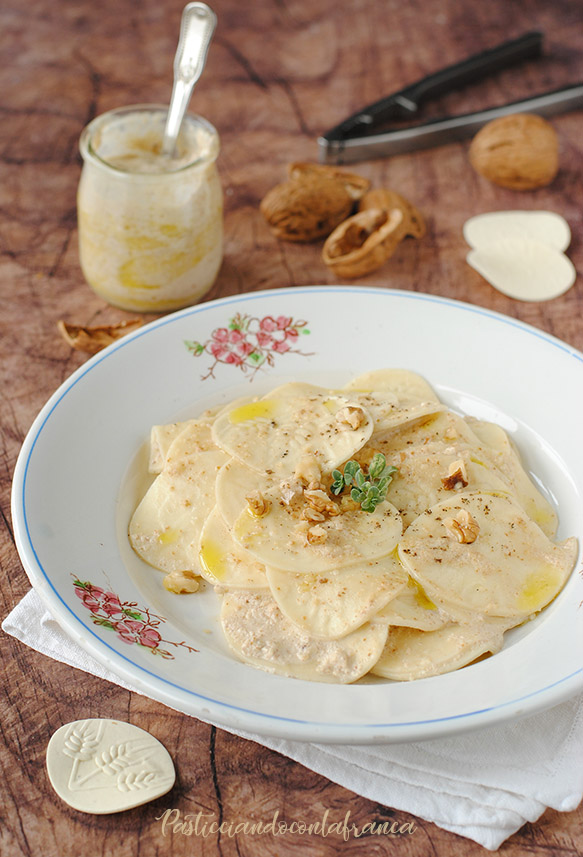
[12, 287, 583, 744]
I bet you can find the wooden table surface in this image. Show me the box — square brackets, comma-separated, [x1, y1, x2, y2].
[2, 0, 582, 854]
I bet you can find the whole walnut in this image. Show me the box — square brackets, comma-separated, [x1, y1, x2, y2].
[469, 113, 559, 191]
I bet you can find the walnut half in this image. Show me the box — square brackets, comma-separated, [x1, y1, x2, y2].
[306, 524, 328, 545]
[336, 405, 367, 431]
[303, 487, 340, 517]
[246, 491, 271, 517]
[441, 459, 469, 490]
[294, 453, 321, 485]
[163, 569, 200, 594]
[301, 506, 326, 523]
[443, 510, 480, 544]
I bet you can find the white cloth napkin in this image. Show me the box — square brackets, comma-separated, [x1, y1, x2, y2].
[4, 589, 583, 851]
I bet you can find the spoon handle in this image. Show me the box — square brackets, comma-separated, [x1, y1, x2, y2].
[162, 2, 217, 156]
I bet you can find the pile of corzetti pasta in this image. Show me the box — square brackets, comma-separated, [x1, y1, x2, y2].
[129, 369, 577, 684]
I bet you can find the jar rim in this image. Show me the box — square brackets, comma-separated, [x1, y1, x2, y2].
[79, 104, 220, 177]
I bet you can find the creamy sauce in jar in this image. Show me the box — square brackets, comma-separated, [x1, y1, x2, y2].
[78, 105, 223, 312]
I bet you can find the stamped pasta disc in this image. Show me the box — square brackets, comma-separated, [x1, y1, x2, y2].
[46, 719, 175, 814]
[466, 237, 576, 302]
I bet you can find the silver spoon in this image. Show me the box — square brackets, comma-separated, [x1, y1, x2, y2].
[161, 2, 217, 157]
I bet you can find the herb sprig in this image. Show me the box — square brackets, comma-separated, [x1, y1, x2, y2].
[331, 453, 397, 513]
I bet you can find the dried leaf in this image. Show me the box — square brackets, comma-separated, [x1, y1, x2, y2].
[58, 318, 143, 354]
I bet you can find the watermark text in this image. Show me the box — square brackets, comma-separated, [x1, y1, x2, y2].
[156, 808, 416, 841]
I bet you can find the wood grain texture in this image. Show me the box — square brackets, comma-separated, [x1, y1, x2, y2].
[1, 0, 582, 855]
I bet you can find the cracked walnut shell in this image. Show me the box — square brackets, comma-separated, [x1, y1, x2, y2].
[359, 188, 426, 239]
[469, 113, 559, 190]
[288, 163, 371, 200]
[57, 318, 143, 354]
[322, 207, 404, 278]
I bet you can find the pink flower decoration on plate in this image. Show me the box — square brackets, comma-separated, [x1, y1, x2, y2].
[184, 312, 313, 380]
[72, 578, 198, 659]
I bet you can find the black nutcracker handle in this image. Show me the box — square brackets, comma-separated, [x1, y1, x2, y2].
[324, 31, 543, 142]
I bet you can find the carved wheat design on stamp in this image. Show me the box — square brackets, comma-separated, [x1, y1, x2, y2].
[61, 720, 173, 794]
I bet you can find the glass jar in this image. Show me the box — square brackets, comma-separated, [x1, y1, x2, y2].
[78, 104, 223, 312]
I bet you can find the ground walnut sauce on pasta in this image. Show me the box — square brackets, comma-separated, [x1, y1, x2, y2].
[128, 369, 577, 683]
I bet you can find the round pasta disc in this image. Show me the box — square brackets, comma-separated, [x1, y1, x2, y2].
[263, 380, 443, 436]
[346, 391, 445, 437]
[466, 238, 576, 302]
[463, 211, 571, 253]
[375, 578, 448, 631]
[344, 368, 441, 403]
[129, 446, 228, 573]
[220, 591, 389, 683]
[260, 381, 330, 398]
[466, 418, 557, 537]
[383, 441, 512, 527]
[211, 391, 373, 478]
[377, 414, 556, 536]
[216, 459, 402, 573]
[376, 409, 482, 452]
[266, 554, 408, 639]
[371, 619, 511, 681]
[198, 507, 268, 589]
[148, 419, 214, 474]
[398, 492, 578, 618]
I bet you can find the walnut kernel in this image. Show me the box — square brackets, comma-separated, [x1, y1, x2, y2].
[246, 490, 271, 517]
[443, 510, 480, 544]
[163, 570, 200, 594]
[307, 524, 328, 545]
[304, 488, 340, 517]
[294, 454, 321, 485]
[441, 459, 469, 490]
[336, 405, 367, 430]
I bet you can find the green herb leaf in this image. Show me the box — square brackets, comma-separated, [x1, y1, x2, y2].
[343, 461, 360, 486]
[354, 469, 367, 490]
[368, 453, 386, 480]
[331, 469, 345, 495]
[381, 464, 398, 480]
[375, 476, 388, 495]
[330, 454, 398, 513]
